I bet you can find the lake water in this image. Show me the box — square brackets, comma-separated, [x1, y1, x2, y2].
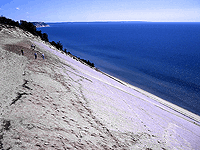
[39, 22, 200, 116]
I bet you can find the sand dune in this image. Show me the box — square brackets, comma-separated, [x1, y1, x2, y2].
[0, 24, 200, 150]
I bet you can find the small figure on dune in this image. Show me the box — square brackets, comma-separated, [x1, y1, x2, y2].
[21, 49, 24, 55]
[31, 44, 35, 50]
[42, 54, 45, 59]
[34, 53, 37, 59]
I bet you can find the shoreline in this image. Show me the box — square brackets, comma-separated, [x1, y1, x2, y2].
[35, 39, 200, 124]
[34, 37, 200, 124]
[101, 71, 200, 124]
[41, 21, 200, 117]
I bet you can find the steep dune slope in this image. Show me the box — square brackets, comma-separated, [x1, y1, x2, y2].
[0, 24, 200, 150]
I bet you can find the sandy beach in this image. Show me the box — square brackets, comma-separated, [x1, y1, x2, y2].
[0, 24, 200, 150]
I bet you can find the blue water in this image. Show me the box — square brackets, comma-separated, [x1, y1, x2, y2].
[39, 22, 200, 116]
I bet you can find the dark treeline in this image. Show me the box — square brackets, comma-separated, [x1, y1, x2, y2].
[79, 58, 95, 68]
[50, 41, 63, 50]
[0, 16, 95, 68]
[0, 16, 49, 42]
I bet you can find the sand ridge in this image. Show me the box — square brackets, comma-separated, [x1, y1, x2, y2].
[0, 24, 200, 149]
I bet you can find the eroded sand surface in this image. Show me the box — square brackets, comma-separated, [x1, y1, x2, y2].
[0, 25, 200, 150]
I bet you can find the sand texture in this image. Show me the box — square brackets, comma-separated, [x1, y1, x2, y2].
[0, 24, 200, 150]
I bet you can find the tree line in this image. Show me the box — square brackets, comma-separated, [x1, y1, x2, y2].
[0, 16, 49, 42]
[0, 16, 95, 68]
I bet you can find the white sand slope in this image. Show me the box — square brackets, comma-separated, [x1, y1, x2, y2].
[0, 24, 200, 150]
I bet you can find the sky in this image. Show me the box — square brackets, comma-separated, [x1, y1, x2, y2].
[0, 0, 200, 22]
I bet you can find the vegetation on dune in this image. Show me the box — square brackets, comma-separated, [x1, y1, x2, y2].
[0, 16, 95, 68]
[0, 16, 20, 27]
[0, 16, 49, 42]
[79, 58, 95, 68]
[50, 41, 63, 50]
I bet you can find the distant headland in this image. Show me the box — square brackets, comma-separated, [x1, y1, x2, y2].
[31, 22, 50, 28]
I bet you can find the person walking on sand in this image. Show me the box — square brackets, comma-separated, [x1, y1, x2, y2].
[21, 49, 24, 55]
[42, 54, 45, 59]
[34, 53, 37, 59]
[31, 44, 35, 50]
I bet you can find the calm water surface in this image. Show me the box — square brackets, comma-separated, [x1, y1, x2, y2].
[39, 22, 200, 115]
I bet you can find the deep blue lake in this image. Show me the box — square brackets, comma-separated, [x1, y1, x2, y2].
[39, 22, 200, 116]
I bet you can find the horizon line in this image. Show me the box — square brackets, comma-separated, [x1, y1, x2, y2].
[43, 20, 200, 23]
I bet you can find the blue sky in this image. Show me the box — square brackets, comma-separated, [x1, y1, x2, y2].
[0, 0, 200, 22]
